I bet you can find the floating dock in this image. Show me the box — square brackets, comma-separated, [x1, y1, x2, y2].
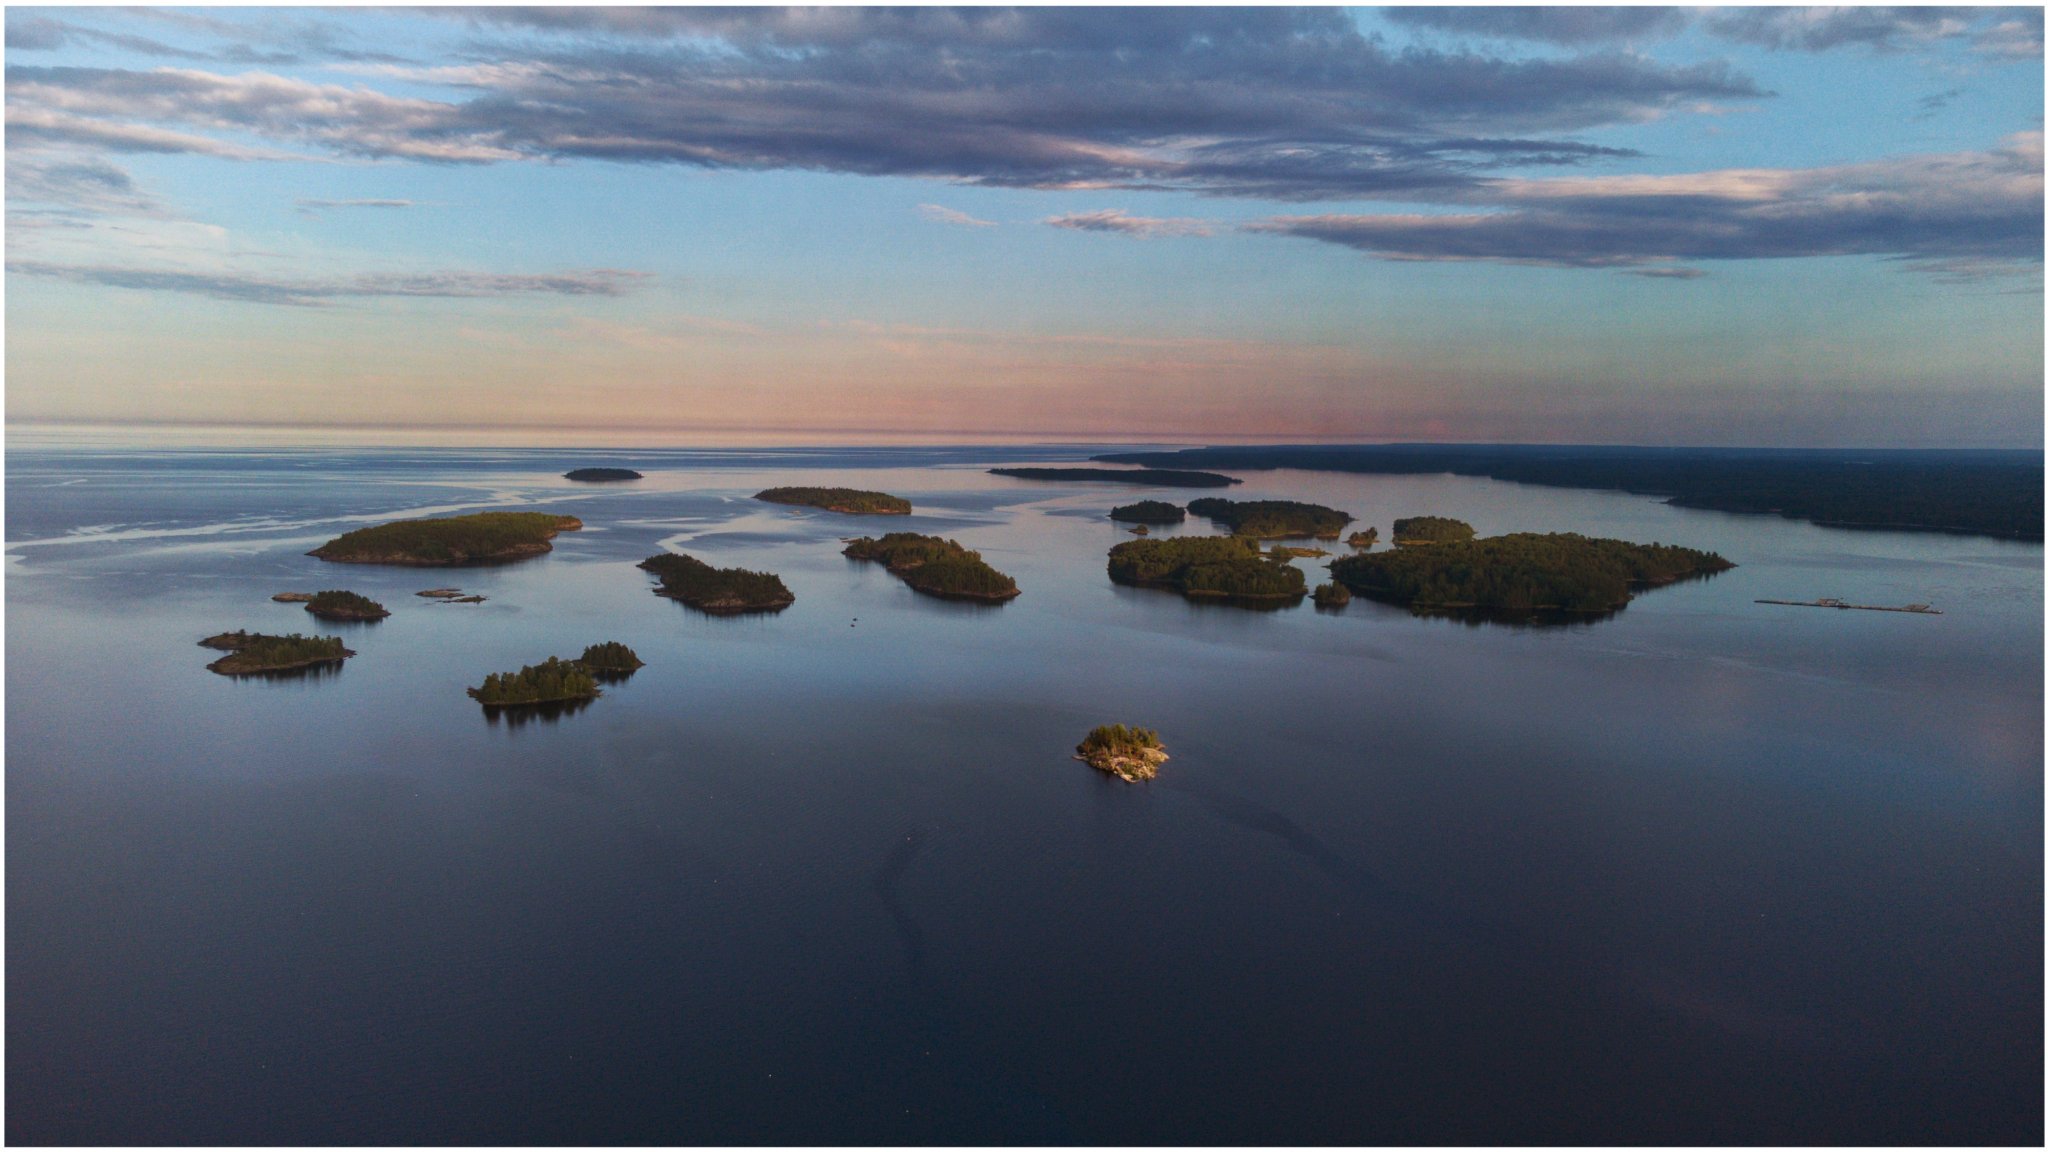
[1756, 598, 1941, 614]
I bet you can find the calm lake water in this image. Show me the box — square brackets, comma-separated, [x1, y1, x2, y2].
[7, 445, 2041, 1144]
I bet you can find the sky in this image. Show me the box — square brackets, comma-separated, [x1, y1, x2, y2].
[5, 5, 2043, 447]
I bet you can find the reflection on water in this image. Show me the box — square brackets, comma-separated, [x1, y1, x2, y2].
[480, 696, 594, 728]
[5, 446, 2040, 1145]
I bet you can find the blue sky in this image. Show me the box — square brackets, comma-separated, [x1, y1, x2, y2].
[6, 6, 2042, 446]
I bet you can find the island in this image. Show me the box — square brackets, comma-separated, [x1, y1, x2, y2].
[1090, 444, 2048, 542]
[305, 590, 390, 621]
[843, 532, 1021, 601]
[1106, 535, 1307, 603]
[1127, 524, 1151, 536]
[270, 591, 314, 603]
[639, 552, 795, 613]
[1392, 516, 1475, 544]
[469, 656, 602, 708]
[310, 511, 583, 566]
[564, 468, 643, 482]
[200, 631, 354, 676]
[1313, 582, 1352, 607]
[1328, 531, 1734, 619]
[576, 641, 644, 678]
[1186, 498, 1353, 539]
[1075, 724, 1168, 782]
[1109, 500, 1186, 524]
[989, 467, 1241, 488]
[1268, 545, 1328, 558]
[755, 486, 912, 515]
[1347, 528, 1379, 550]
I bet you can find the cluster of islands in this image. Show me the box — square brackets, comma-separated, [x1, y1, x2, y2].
[193, 465, 1809, 779]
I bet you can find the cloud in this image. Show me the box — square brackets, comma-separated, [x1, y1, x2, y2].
[6, 154, 160, 216]
[1044, 209, 1214, 238]
[1383, 7, 1691, 47]
[6, 261, 653, 306]
[6, 10, 1765, 200]
[917, 204, 996, 228]
[1246, 133, 2043, 274]
[295, 198, 416, 214]
[1706, 7, 2042, 58]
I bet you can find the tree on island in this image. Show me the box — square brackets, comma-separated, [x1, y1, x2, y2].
[469, 656, 601, 707]
[1186, 498, 1353, 539]
[311, 512, 583, 565]
[1106, 535, 1306, 602]
[1347, 528, 1379, 549]
[306, 589, 390, 620]
[755, 487, 912, 514]
[1075, 724, 1168, 782]
[1109, 500, 1186, 524]
[640, 553, 795, 613]
[843, 532, 1020, 601]
[1329, 531, 1732, 619]
[1390, 516, 1475, 544]
[200, 631, 353, 675]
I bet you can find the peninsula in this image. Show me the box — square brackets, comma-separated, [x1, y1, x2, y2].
[1329, 532, 1733, 619]
[1092, 445, 2045, 542]
[1186, 498, 1352, 539]
[564, 468, 642, 482]
[200, 631, 354, 676]
[305, 590, 389, 621]
[1075, 724, 1168, 782]
[1392, 516, 1475, 545]
[843, 532, 1020, 601]
[311, 511, 583, 565]
[1109, 500, 1186, 524]
[1106, 535, 1306, 603]
[989, 467, 1240, 488]
[469, 656, 601, 707]
[639, 552, 795, 613]
[755, 486, 912, 515]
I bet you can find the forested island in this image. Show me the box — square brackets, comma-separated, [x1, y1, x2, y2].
[1109, 500, 1186, 524]
[1313, 582, 1352, 607]
[564, 468, 642, 482]
[1328, 532, 1733, 619]
[1093, 444, 2044, 541]
[577, 641, 644, 677]
[755, 487, 912, 514]
[200, 631, 354, 676]
[469, 656, 601, 707]
[843, 532, 1021, 601]
[311, 512, 583, 565]
[1392, 516, 1475, 544]
[1106, 535, 1307, 603]
[1186, 498, 1353, 539]
[639, 553, 795, 613]
[989, 467, 1241, 488]
[304, 590, 389, 621]
[1347, 528, 1379, 550]
[1075, 724, 1168, 782]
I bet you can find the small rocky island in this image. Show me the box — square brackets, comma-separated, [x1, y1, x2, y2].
[843, 532, 1020, 601]
[1109, 500, 1186, 524]
[200, 631, 354, 676]
[1329, 532, 1734, 619]
[469, 656, 601, 707]
[1076, 724, 1168, 782]
[417, 588, 485, 603]
[640, 552, 795, 613]
[576, 641, 644, 678]
[564, 468, 643, 482]
[1186, 498, 1353, 539]
[1107, 535, 1307, 603]
[311, 511, 583, 565]
[271, 591, 314, 603]
[755, 487, 912, 515]
[989, 467, 1241, 488]
[304, 590, 390, 621]
[1392, 516, 1475, 545]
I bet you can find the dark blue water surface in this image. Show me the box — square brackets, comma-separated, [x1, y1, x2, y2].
[7, 446, 2041, 1144]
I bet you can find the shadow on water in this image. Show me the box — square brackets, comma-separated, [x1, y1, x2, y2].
[873, 828, 929, 971]
[482, 697, 594, 728]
